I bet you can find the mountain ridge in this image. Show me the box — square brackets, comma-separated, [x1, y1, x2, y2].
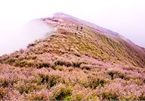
[53, 12, 133, 44]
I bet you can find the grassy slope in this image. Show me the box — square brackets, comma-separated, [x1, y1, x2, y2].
[0, 17, 145, 100]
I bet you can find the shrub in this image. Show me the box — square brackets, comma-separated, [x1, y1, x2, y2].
[80, 64, 92, 70]
[15, 60, 29, 67]
[48, 74, 65, 88]
[64, 96, 71, 100]
[25, 60, 35, 67]
[73, 61, 81, 67]
[139, 92, 145, 100]
[107, 69, 125, 79]
[25, 89, 49, 100]
[0, 79, 9, 87]
[102, 90, 118, 100]
[0, 87, 8, 100]
[54, 60, 72, 67]
[37, 62, 50, 68]
[89, 94, 100, 100]
[53, 65, 65, 71]
[50, 84, 73, 100]
[39, 72, 65, 86]
[68, 67, 73, 72]
[0, 76, 20, 87]
[72, 93, 83, 100]
[38, 73, 49, 84]
[15, 81, 41, 94]
[27, 42, 36, 48]
[7, 58, 16, 64]
[88, 75, 106, 89]
[27, 93, 46, 100]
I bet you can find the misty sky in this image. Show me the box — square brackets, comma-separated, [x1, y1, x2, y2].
[0, 0, 145, 55]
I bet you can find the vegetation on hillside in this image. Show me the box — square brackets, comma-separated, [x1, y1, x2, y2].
[0, 16, 145, 100]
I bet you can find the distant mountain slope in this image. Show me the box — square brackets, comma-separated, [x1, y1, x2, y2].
[0, 13, 145, 100]
[53, 12, 133, 43]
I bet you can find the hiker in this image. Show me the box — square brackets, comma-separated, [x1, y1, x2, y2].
[77, 26, 78, 30]
[80, 26, 83, 31]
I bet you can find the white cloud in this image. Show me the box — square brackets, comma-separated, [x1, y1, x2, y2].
[0, 19, 54, 55]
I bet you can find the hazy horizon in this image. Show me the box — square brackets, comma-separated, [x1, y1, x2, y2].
[0, 0, 145, 55]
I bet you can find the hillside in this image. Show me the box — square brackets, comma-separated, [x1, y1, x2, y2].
[0, 13, 145, 100]
[53, 12, 133, 43]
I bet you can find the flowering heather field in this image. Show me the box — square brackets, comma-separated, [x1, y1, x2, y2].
[0, 15, 145, 100]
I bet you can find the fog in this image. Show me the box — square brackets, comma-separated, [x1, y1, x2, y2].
[0, 19, 54, 55]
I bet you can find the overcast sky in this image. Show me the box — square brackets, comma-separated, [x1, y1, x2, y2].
[0, 0, 145, 55]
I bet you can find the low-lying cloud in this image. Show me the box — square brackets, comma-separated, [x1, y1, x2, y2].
[0, 19, 54, 56]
